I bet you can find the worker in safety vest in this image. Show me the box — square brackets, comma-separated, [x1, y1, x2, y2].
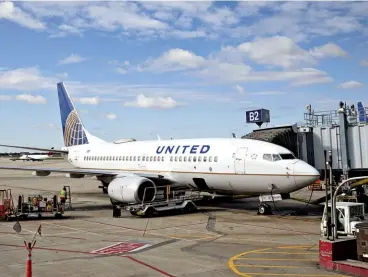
[60, 187, 67, 204]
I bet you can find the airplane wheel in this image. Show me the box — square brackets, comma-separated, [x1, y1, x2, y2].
[258, 204, 271, 215]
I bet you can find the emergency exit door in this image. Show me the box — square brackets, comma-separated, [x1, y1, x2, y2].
[234, 147, 248, 174]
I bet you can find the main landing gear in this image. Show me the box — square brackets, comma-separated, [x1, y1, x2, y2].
[99, 181, 108, 194]
[257, 203, 272, 215]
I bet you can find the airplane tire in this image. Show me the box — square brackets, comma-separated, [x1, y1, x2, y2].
[258, 204, 271, 215]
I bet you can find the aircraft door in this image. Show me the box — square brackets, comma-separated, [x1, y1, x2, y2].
[234, 147, 248, 174]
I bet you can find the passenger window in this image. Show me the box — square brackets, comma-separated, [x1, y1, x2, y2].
[150, 156, 153, 162]
[214, 156, 218, 162]
[170, 156, 173, 162]
[188, 157, 191, 162]
[263, 154, 272, 161]
[142, 156, 145, 161]
[209, 156, 212, 162]
[137, 156, 140, 161]
[130, 156, 132, 161]
[133, 156, 136, 161]
[273, 154, 281, 161]
[198, 156, 202, 162]
[193, 156, 197, 162]
[179, 156, 182, 162]
[154, 156, 157, 162]
[203, 156, 207, 162]
[162, 156, 164, 162]
[184, 156, 187, 162]
[175, 156, 178, 162]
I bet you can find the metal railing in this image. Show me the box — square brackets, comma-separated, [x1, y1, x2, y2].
[304, 107, 368, 128]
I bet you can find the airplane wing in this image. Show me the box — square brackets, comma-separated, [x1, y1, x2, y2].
[0, 144, 68, 154]
[0, 165, 172, 181]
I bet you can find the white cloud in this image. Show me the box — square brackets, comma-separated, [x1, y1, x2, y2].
[338, 81, 364, 89]
[74, 97, 99, 105]
[0, 95, 11, 101]
[59, 54, 87, 65]
[0, 1, 45, 30]
[124, 94, 178, 109]
[0, 67, 56, 91]
[361, 60, 368, 67]
[32, 123, 59, 130]
[234, 85, 245, 94]
[139, 48, 206, 72]
[224, 36, 317, 69]
[104, 113, 117, 120]
[15, 94, 47, 104]
[309, 43, 348, 58]
[136, 45, 333, 87]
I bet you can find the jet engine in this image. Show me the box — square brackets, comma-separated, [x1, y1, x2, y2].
[107, 176, 157, 204]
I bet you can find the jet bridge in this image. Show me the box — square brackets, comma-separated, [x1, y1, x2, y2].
[242, 124, 299, 157]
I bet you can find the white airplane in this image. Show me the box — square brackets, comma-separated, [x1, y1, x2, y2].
[0, 82, 320, 214]
[11, 151, 54, 162]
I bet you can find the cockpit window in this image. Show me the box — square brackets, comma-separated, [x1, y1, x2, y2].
[280, 153, 295, 160]
[263, 154, 273, 161]
[273, 154, 281, 161]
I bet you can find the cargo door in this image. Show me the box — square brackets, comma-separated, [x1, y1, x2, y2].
[234, 147, 248, 174]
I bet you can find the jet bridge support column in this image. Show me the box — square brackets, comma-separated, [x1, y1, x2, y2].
[338, 109, 350, 180]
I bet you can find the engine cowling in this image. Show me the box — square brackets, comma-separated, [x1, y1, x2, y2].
[108, 176, 157, 204]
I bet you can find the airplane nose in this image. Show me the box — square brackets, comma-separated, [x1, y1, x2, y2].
[293, 160, 320, 187]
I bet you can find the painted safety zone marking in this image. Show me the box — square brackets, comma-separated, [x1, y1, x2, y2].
[90, 242, 150, 255]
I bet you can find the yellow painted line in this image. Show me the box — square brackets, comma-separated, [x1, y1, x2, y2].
[228, 248, 272, 277]
[234, 264, 300, 268]
[167, 235, 216, 241]
[277, 245, 316, 249]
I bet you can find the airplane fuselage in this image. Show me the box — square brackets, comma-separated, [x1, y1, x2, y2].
[65, 137, 320, 195]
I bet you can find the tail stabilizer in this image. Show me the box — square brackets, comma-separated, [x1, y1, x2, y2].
[57, 82, 106, 147]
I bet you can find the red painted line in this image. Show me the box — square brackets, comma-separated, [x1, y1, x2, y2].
[0, 243, 176, 276]
[125, 256, 176, 277]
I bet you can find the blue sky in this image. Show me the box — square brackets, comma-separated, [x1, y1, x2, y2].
[0, 1, 367, 151]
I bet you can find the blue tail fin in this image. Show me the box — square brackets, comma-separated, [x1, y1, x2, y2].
[57, 82, 105, 147]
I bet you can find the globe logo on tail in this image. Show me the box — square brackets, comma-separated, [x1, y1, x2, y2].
[64, 110, 88, 146]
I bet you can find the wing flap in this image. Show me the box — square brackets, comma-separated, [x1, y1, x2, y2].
[0, 144, 68, 154]
[0, 165, 170, 181]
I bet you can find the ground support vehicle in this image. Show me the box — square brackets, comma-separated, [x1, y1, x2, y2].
[113, 186, 203, 217]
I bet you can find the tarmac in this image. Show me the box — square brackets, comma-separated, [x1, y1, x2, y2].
[0, 158, 350, 277]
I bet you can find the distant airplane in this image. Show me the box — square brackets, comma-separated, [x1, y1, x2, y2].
[0, 82, 320, 215]
[11, 150, 54, 162]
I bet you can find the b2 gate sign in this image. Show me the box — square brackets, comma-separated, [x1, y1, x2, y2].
[245, 109, 270, 124]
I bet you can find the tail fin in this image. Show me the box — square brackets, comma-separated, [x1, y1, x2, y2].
[57, 82, 106, 147]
